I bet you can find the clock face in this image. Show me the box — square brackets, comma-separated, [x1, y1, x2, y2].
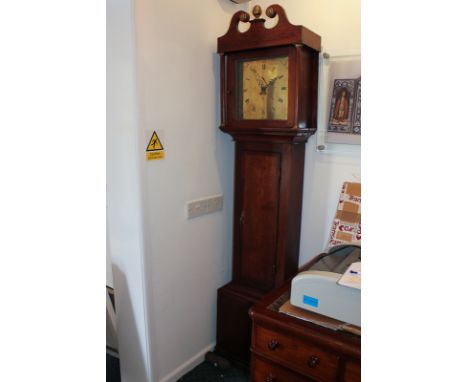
[235, 56, 289, 120]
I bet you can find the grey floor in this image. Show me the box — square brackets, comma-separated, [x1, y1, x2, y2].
[106, 354, 249, 382]
[107, 354, 121, 382]
[178, 361, 249, 382]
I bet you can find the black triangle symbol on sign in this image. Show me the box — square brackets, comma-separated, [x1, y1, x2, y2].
[146, 131, 164, 152]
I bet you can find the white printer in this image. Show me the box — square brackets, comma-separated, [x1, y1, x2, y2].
[290, 245, 361, 327]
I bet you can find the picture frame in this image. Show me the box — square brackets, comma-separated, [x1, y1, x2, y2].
[352, 77, 361, 135]
[328, 78, 357, 134]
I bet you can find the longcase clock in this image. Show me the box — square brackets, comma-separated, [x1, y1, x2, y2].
[215, 4, 321, 366]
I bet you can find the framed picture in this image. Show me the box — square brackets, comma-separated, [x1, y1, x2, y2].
[352, 77, 361, 134]
[328, 79, 357, 133]
[316, 54, 361, 151]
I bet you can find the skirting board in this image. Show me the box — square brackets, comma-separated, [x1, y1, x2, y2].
[159, 342, 215, 382]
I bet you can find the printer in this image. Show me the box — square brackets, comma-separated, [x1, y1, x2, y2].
[290, 245, 361, 327]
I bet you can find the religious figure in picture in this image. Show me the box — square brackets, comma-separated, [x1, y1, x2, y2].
[333, 89, 349, 122]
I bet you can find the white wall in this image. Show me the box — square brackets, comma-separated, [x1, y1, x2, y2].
[106, 215, 114, 288]
[133, 1, 249, 380]
[109, 0, 360, 380]
[107, 0, 152, 380]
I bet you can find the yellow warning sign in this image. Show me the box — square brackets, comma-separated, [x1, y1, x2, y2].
[146, 131, 164, 160]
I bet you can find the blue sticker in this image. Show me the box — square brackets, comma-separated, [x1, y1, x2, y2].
[303, 295, 319, 308]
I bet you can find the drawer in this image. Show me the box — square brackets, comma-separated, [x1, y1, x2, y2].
[343, 360, 360, 382]
[251, 354, 312, 382]
[253, 325, 339, 382]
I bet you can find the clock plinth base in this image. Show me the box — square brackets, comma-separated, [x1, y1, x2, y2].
[215, 282, 264, 367]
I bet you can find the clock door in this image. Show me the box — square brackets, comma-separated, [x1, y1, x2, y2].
[235, 56, 289, 120]
[234, 147, 281, 291]
[225, 46, 297, 129]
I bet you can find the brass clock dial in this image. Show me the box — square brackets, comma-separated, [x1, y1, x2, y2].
[236, 56, 288, 120]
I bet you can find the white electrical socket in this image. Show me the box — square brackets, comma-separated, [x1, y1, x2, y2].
[187, 195, 223, 219]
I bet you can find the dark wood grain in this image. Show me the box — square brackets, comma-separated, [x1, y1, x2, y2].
[217, 5, 321, 54]
[215, 4, 322, 367]
[343, 361, 361, 382]
[251, 354, 311, 382]
[253, 324, 339, 381]
[216, 284, 259, 367]
[237, 150, 280, 290]
[216, 138, 309, 365]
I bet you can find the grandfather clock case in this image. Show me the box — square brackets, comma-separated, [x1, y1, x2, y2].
[215, 4, 321, 366]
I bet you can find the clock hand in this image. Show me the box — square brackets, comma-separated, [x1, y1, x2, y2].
[254, 73, 269, 94]
[255, 73, 267, 87]
[257, 75, 280, 95]
[268, 78, 276, 87]
[266, 74, 284, 87]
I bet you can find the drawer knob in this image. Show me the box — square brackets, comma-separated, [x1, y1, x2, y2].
[267, 339, 280, 351]
[308, 356, 320, 368]
[266, 372, 276, 382]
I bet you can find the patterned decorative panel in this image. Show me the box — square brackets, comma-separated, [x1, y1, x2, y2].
[327, 182, 361, 249]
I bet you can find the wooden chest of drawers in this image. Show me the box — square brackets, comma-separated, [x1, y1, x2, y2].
[249, 255, 361, 382]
